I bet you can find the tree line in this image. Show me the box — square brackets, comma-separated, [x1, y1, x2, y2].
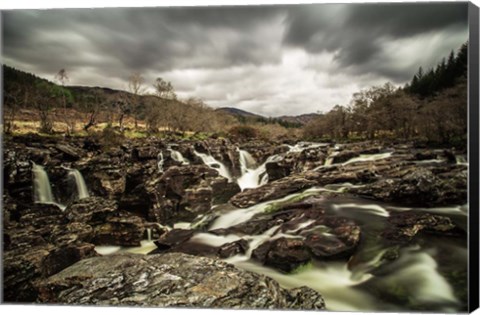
[2, 65, 237, 136]
[303, 42, 468, 147]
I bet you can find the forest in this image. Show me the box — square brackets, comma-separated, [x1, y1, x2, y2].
[303, 42, 468, 148]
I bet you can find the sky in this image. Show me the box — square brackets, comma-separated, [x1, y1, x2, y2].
[1, 1, 469, 117]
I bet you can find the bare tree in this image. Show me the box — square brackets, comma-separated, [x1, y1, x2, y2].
[128, 72, 146, 129]
[54, 68, 75, 135]
[79, 89, 105, 131]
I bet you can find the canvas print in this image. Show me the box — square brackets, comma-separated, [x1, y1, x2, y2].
[1, 1, 477, 313]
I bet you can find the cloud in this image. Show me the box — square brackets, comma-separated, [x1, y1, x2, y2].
[2, 2, 469, 116]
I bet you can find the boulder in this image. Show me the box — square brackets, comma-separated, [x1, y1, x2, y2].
[252, 238, 311, 273]
[35, 253, 326, 310]
[382, 211, 464, 243]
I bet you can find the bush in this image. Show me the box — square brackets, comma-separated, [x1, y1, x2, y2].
[227, 125, 258, 141]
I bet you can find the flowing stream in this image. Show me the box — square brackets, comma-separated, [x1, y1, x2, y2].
[91, 144, 467, 312]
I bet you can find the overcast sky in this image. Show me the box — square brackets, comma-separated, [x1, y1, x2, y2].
[2, 1, 469, 117]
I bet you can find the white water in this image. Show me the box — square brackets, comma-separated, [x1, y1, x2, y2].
[456, 155, 468, 166]
[194, 150, 232, 182]
[157, 152, 164, 172]
[343, 152, 393, 165]
[68, 169, 89, 199]
[332, 203, 390, 217]
[287, 142, 329, 153]
[209, 187, 324, 230]
[237, 150, 283, 191]
[32, 163, 55, 203]
[168, 148, 190, 165]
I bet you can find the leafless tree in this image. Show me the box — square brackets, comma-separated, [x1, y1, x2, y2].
[128, 72, 146, 128]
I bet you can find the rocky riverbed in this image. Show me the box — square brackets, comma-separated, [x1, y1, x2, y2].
[3, 134, 468, 312]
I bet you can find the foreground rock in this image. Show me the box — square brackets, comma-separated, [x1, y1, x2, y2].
[36, 253, 326, 310]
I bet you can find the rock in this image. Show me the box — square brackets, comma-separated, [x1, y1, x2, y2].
[331, 150, 359, 164]
[149, 165, 230, 224]
[218, 239, 249, 258]
[35, 253, 326, 309]
[382, 211, 464, 243]
[92, 214, 145, 247]
[252, 238, 311, 273]
[153, 229, 195, 250]
[230, 176, 317, 208]
[40, 242, 98, 277]
[55, 143, 84, 161]
[350, 167, 467, 206]
[64, 197, 117, 225]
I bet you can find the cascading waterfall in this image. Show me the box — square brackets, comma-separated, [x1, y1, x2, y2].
[342, 152, 393, 165]
[194, 150, 232, 182]
[157, 152, 164, 172]
[237, 149, 283, 191]
[68, 169, 90, 199]
[32, 162, 55, 204]
[168, 148, 190, 165]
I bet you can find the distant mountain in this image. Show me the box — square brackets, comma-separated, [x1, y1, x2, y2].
[216, 107, 265, 119]
[217, 107, 320, 127]
[277, 113, 321, 125]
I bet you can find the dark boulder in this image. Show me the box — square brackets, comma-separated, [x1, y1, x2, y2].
[35, 253, 325, 309]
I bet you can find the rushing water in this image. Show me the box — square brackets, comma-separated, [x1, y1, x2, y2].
[157, 152, 164, 172]
[91, 143, 467, 312]
[194, 150, 232, 181]
[237, 149, 283, 191]
[68, 169, 90, 199]
[168, 148, 190, 165]
[32, 163, 55, 204]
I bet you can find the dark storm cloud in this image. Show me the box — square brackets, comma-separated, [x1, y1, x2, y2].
[2, 6, 285, 79]
[284, 2, 468, 80]
[1, 2, 470, 116]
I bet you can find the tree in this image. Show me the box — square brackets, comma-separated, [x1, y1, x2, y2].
[153, 77, 176, 100]
[78, 89, 105, 131]
[128, 72, 146, 128]
[54, 68, 75, 135]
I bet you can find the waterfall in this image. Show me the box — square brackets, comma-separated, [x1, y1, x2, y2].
[237, 151, 282, 191]
[343, 152, 393, 165]
[168, 148, 190, 165]
[194, 150, 232, 182]
[146, 228, 152, 241]
[157, 152, 164, 173]
[68, 169, 89, 199]
[238, 148, 257, 173]
[32, 163, 55, 204]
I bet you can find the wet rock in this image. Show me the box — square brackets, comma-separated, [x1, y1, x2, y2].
[230, 176, 317, 208]
[35, 253, 325, 309]
[331, 150, 359, 164]
[93, 214, 145, 247]
[149, 165, 231, 224]
[153, 229, 195, 250]
[218, 239, 249, 258]
[383, 211, 463, 243]
[350, 167, 467, 206]
[252, 238, 311, 273]
[64, 197, 117, 225]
